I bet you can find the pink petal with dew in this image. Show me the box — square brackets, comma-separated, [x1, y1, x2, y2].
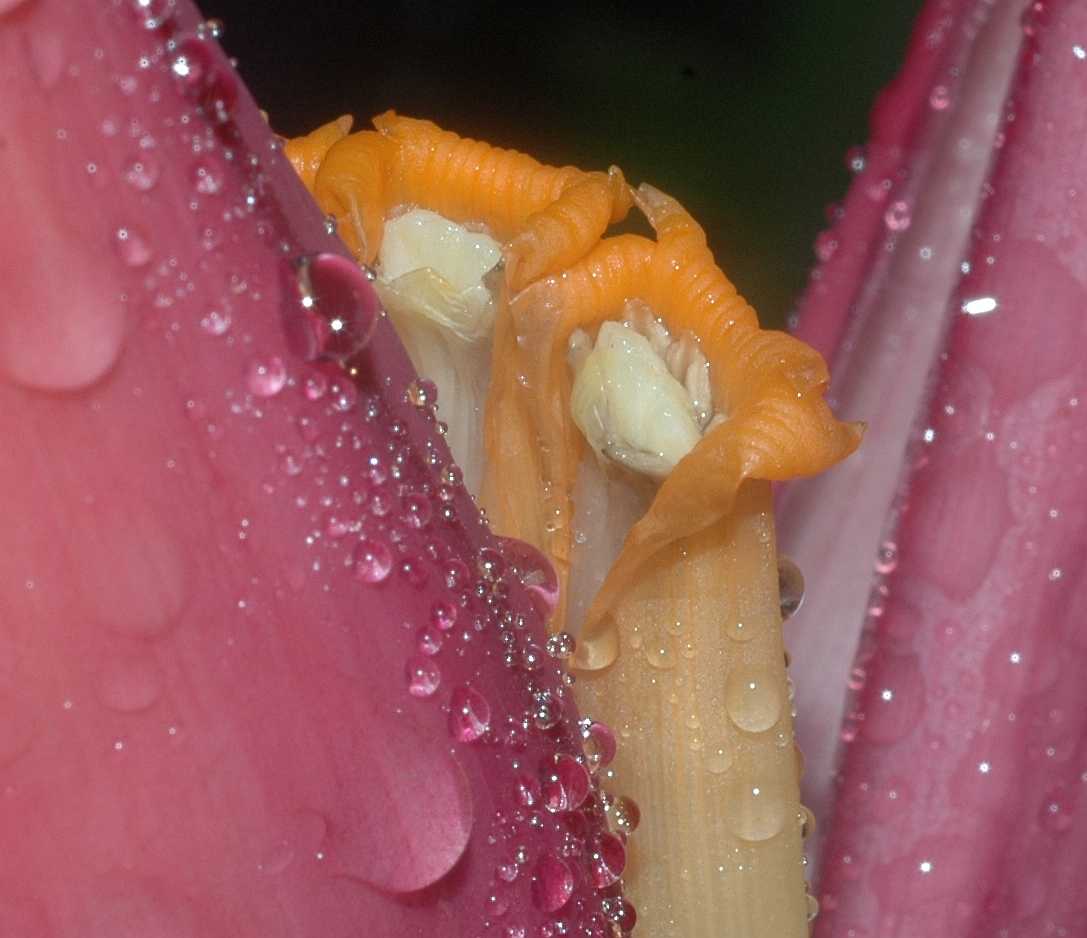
[813, 3, 1087, 934]
[776, 0, 1027, 875]
[0, 2, 626, 936]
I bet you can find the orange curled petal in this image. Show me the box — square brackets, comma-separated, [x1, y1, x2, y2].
[313, 130, 395, 264]
[283, 115, 353, 195]
[372, 110, 583, 238]
[577, 392, 863, 664]
[506, 170, 634, 292]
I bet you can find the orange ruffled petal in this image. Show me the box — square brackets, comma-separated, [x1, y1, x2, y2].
[482, 184, 862, 668]
[292, 111, 632, 286]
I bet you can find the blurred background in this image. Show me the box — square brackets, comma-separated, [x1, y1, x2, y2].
[201, 0, 922, 328]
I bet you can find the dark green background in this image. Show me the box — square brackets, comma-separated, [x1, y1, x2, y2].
[203, 1, 921, 327]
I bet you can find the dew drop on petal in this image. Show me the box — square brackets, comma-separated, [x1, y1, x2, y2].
[531, 853, 574, 913]
[778, 556, 805, 621]
[352, 538, 392, 584]
[581, 720, 616, 772]
[113, 225, 152, 267]
[883, 200, 912, 231]
[406, 656, 441, 698]
[725, 669, 783, 733]
[283, 254, 379, 363]
[541, 755, 590, 814]
[199, 309, 231, 336]
[247, 357, 286, 397]
[588, 833, 627, 888]
[449, 685, 491, 742]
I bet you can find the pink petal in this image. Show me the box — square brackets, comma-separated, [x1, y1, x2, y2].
[0, 2, 623, 935]
[813, 3, 1087, 934]
[776, 0, 1027, 871]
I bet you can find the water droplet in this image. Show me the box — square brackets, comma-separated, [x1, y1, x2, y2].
[328, 377, 357, 412]
[123, 154, 160, 191]
[1039, 785, 1074, 833]
[190, 158, 224, 195]
[113, 225, 152, 267]
[588, 833, 626, 888]
[546, 633, 576, 659]
[845, 145, 866, 173]
[353, 538, 392, 584]
[581, 720, 616, 772]
[609, 795, 640, 834]
[722, 778, 786, 841]
[403, 493, 432, 529]
[778, 556, 805, 620]
[449, 685, 491, 742]
[406, 656, 441, 698]
[531, 853, 574, 913]
[874, 540, 898, 574]
[928, 84, 951, 110]
[725, 670, 782, 733]
[541, 755, 591, 814]
[199, 309, 231, 336]
[283, 254, 379, 363]
[416, 625, 443, 656]
[430, 600, 457, 632]
[704, 745, 733, 775]
[406, 378, 438, 408]
[814, 230, 838, 263]
[170, 38, 237, 124]
[883, 200, 912, 232]
[303, 370, 328, 401]
[247, 357, 286, 397]
[643, 629, 677, 670]
[497, 536, 559, 617]
[514, 771, 541, 808]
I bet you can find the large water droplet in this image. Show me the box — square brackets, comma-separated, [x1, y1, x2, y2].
[588, 833, 627, 888]
[778, 556, 805, 620]
[531, 853, 574, 913]
[725, 669, 782, 733]
[449, 685, 491, 742]
[722, 778, 786, 841]
[283, 254, 379, 364]
[541, 755, 591, 814]
[497, 536, 559, 617]
[581, 720, 616, 773]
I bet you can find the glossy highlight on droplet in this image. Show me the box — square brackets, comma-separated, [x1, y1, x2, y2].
[725, 669, 783, 733]
[282, 254, 380, 364]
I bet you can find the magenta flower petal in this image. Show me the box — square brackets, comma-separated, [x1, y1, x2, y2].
[777, 0, 1026, 867]
[784, 1, 1087, 933]
[0, 2, 624, 934]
